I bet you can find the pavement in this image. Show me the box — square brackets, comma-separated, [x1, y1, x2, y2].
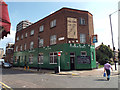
[12, 63, 119, 77]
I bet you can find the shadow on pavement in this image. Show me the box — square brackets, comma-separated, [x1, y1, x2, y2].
[2, 68, 40, 75]
[95, 78, 107, 81]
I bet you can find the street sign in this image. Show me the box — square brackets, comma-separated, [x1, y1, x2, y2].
[58, 52, 61, 56]
[92, 35, 98, 43]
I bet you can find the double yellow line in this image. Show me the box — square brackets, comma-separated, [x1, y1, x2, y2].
[0, 82, 12, 90]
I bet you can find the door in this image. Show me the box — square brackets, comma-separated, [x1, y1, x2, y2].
[70, 53, 75, 70]
[24, 56, 27, 66]
[18, 56, 20, 67]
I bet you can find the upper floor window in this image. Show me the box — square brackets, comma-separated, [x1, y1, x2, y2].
[25, 33, 27, 38]
[50, 35, 56, 45]
[16, 46, 18, 52]
[39, 38, 44, 47]
[24, 44, 26, 50]
[20, 45, 22, 51]
[17, 36, 19, 41]
[80, 33, 86, 43]
[30, 41, 34, 50]
[39, 25, 44, 32]
[21, 34, 23, 39]
[30, 30, 34, 35]
[50, 19, 56, 28]
[80, 18, 85, 25]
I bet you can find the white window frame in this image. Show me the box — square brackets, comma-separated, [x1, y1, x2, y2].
[39, 25, 44, 32]
[16, 46, 18, 52]
[49, 52, 57, 64]
[25, 33, 27, 37]
[50, 19, 56, 28]
[29, 54, 33, 64]
[38, 53, 44, 64]
[50, 35, 56, 45]
[30, 30, 34, 35]
[21, 34, 23, 39]
[80, 33, 86, 43]
[17, 36, 19, 41]
[20, 45, 22, 51]
[39, 38, 44, 47]
[80, 18, 85, 25]
[30, 41, 34, 50]
[81, 51, 87, 56]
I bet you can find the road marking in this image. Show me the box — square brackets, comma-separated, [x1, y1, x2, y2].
[0, 82, 12, 90]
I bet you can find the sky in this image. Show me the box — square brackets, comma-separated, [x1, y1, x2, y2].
[0, 0, 119, 53]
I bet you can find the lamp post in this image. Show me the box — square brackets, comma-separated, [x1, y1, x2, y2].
[109, 9, 120, 70]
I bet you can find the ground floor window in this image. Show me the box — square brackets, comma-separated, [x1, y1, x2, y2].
[15, 56, 18, 63]
[91, 52, 94, 60]
[29, 54, 33, 64]
[49, 52, 57, 64]
[38, 53, 43, 64]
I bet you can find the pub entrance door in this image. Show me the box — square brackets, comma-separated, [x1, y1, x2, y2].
[70, 53, 75, 70]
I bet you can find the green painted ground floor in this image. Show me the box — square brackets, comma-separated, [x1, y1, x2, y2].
[13, 43, 96, 70]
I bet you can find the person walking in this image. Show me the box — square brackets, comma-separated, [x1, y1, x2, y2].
[104, 61, 113, 81]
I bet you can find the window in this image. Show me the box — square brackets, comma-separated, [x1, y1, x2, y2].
[50, 52, 57, 64]
[20, 45, 22, 51]
[25, 33, 27, 37]
[30, 30, 34, 35]
[80, 18, 85, 25]
[30, 41, 34, 50]
[16, 46, 18, 52]
[24, 44, 26, 50]
[39, 38, 44, 47]
[39, 25, 44, 32]
[50, 35, 56, 45]
[29, 54, 33, 64]
[81, 51, 87, 56]
[80, 34, 86, 43]
[15, 56, 18, 63]
[38, 53, 43, 64]
[17, 36, 19, 41]
[50, 19, 56, 28]
[21, 34, 23, 39]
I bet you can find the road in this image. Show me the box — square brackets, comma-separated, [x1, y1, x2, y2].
[1, 68, 119, 89]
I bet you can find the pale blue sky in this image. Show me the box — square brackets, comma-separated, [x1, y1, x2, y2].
[0, 1, 119, 52]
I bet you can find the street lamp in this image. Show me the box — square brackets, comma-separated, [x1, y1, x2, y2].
[109, 9, 120, 70]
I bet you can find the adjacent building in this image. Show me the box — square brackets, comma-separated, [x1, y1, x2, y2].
[5, 43, 14, 63]
[0, 48, 4, 59]
[13, 7, 96, 70]
[16, 20, 32, 32]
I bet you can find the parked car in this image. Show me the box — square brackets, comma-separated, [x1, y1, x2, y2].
[2, 62, 12, 68]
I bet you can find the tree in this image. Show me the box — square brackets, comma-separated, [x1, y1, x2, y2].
[96, 44, 113, 65]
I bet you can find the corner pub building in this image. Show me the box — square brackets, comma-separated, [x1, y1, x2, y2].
[13, 7, 96, 70]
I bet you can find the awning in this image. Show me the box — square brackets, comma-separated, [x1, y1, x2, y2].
[0, 0, 11, 39]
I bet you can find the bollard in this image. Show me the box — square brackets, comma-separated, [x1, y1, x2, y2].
[24, 66, 26, 70]
[27, 66, 29, 70]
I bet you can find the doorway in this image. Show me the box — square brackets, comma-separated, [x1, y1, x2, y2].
[70, 53, 75, 70]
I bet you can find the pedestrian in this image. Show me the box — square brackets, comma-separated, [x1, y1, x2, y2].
[104, 61, 113, 81]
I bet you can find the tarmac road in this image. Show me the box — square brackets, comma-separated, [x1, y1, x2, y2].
[1, 68, 119, 89]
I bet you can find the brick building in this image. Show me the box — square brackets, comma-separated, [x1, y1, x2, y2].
[13, 7, 96, 70]
[5, 43, 14, 63]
